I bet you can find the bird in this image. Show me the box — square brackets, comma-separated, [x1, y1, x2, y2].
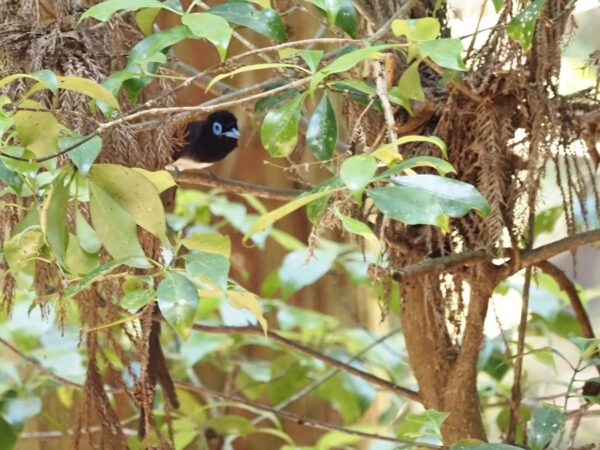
[168, 110, 240, 172]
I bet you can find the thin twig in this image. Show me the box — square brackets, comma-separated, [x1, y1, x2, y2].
[252, 328, 403, 426]
[172, 170, 308, 201]
[174, 381, 437, 448]
[0, 337, 84, 389]
[190, 323, 420, 401]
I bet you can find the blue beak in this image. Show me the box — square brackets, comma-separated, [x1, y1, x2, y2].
[224, 127, 240, 139]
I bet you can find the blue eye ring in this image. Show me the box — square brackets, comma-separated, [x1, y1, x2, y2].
[212, 121, 223, 135]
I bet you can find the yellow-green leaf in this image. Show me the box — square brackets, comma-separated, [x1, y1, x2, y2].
[40, 169, 73, 266]
[335, 210, 380, 253]
[132, 168, 176, 193]
[228, 290, 267, 335]
[89, 164, 166, 243]
[182, 232, 231, 258]
[89, 181, 150, 268]
[373, 135, 448, 164]
[397, 61, 425, 101]
[14, 101, 59, 157]
[243, 188, 340, 242]
[391, 18, 440, 40]
[4, 228, 44, 289]
[64, 232, 100, 275]
[207, 63, 308, 92]
[57, 76, 120, 109]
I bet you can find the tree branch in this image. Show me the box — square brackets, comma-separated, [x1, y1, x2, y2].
[172, 170, 308, 201]
[535, 260, 600, 376]
[190, 323, 420, 401]
[390, 228, 600, 282]
[252, 328, 403, 426]
[0, 337, 83, 389]
[174, 381, 438, 448]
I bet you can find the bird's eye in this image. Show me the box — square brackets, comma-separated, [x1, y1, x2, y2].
[212, 122, 223, 135]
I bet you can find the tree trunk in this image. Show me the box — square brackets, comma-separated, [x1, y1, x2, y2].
[400, 266, 496, 444]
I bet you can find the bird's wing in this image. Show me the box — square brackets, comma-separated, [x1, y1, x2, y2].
[171, 120, 204, 161]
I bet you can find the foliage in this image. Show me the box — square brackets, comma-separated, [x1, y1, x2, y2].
[0, 0, 598, 449]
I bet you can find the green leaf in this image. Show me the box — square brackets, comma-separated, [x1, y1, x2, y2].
[132, 168, 176, 193]
[397, 61, 424, 101]
[40, 168, 73, 266]
[392, 174, 490, 217]
[121, 289, 155, 312]
[207, 63, 307, 92]
[208, 2, 285, 42]
[205, 415, 255, 436]
[59, 135, 102, 176]
[243, 187, 340, 241]
[89, 181, 150, 268]
[79, 0, 181, 23]
[340, 154, 377, 201]
[75, 209, 102, 254]
[31, 69, 59, 93]
[376, 156, 456, 179]
[14, 103, 59, 157]
[0, 158, 23, 194]
[369, 185, 448, 229]
[157, 271, 200, 339]
[417, 38, 467, 71]
[391, 18, 440, 40]
[135, 7, 161, 35]
[310, 43, 399, 93]
[396, 409, 448, 440]
[330, 79, 409, 110]
[101, 26, 192, 107]
[316, 431, 361, 450]
[534, 205, 563, 236]
[3, 396, 42, 425]
[280, 48, 323, 73]
[182, 12, 233, 61]
[0, 71, 57, 92]
[333, 0, 358, 37]
[335, 210, 380, 252]
[57, 76, 119, 109]
[254, 82, 299, 113]
[373, 134, 448, 163]
[228, 290, 267, 334]
[64, 232, 100, 275]
[182, 231, 231, 257]
[306, 176, 343, 223]
[279, 246, 337, 297]
[4, 228, 44, 289]
[260, 93, 306, 157]
[306, 92, 338, 161]
[64, 257, 135, 298]
[451, 442, 524, 450]
[529, 405, 564, 450]
[306, 0, 344, 25]
[507, 0, 545, 52]
[185, 252, 230, 291]
[89, 164, 166, 242]
[491, 0, 504, 13]
[0, 416, 17, 450]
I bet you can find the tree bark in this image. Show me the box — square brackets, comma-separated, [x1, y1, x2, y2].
[400, 266, 495, 444]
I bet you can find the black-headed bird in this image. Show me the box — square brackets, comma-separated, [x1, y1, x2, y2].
[169, 110, 240, 171]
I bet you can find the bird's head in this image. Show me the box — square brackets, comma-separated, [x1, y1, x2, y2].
[205, 110, 240, 143]
[178, 110, 240, 164]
